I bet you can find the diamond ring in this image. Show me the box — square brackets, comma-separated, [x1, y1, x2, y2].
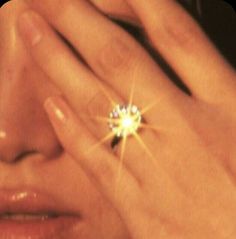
[109, 104, 142, 147]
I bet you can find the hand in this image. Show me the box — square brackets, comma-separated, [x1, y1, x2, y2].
[88, 0, 140, 26]
[18, 0, 236, 238]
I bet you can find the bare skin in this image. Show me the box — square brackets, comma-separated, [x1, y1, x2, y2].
[1, 0, 236, 238]
[0, 1, 130, 238]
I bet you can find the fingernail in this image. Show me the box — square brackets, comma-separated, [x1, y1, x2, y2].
[18, 11, 42, 46]
[44, 97, 68, 125]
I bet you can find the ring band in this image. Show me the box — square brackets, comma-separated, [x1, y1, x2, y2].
[111, 136, 122, 149]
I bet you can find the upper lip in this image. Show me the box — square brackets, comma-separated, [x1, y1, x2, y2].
[0, 188, 78, 216]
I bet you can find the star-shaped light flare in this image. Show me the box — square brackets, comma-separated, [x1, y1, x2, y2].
[83, 79, 160, 193]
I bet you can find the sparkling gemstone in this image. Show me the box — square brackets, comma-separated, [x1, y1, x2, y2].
[109, 104, 142, 137]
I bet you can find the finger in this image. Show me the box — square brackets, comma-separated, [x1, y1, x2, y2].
[89, 0, 141, 26]
[25, 0, 191, 124]
[18, 3, 220, 206]
[43, 95, 141, 212]
[17, 10, 125, 144]
[17, 10, 181, 184]
[44, 95, 187, 234]
[125, 0, 236, 103]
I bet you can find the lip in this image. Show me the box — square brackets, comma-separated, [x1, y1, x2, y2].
[0, 188, 81, 239]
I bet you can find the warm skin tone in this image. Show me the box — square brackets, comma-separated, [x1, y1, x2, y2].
[0, 1, 129, 238]
[1, 0, 236, 238]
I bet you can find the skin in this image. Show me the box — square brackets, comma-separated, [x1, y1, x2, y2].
[0, 1, 130, 239]
[1, 0, 236, 238]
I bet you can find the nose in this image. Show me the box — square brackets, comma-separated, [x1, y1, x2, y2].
[0, 1, 62, 163]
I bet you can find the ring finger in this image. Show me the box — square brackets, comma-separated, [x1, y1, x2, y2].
[23, 0, 192, 124]
[17, 9, 169, 183]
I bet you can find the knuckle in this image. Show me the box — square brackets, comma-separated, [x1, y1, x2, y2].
[156, 13, 201, 51]
[86, 90, 112, 118]
[96, 37, 135, 76]
[51, 0, 73, 19]
[28, 0, 72, 21]
[85, 89, 120, 137]
[90, 0, 112, 13]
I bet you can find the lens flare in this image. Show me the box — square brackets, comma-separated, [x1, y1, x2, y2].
[84, 78, 160, 192]
[109, 104, 142, 138]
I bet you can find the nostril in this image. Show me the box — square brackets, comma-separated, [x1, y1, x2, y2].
[14, 150, 38, 162]
[0, 123, 64, 164]
[0, 150, 38, 164]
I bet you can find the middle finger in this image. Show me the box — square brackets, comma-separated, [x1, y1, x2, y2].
[17, 9, 167, 182]
[25, 0, 192, 124]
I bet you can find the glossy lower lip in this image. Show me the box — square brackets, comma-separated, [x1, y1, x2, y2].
[0, 188, 81, 239]
[0, 216, 80, 239]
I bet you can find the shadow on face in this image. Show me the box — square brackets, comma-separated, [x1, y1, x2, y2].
[0, 1, 131, 239]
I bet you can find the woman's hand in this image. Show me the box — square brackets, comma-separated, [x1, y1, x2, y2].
[18, 0, 236, 238]
[88, 0, 140, 26]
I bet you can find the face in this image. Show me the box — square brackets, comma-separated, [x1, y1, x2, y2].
[0, 1, 131, 238]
